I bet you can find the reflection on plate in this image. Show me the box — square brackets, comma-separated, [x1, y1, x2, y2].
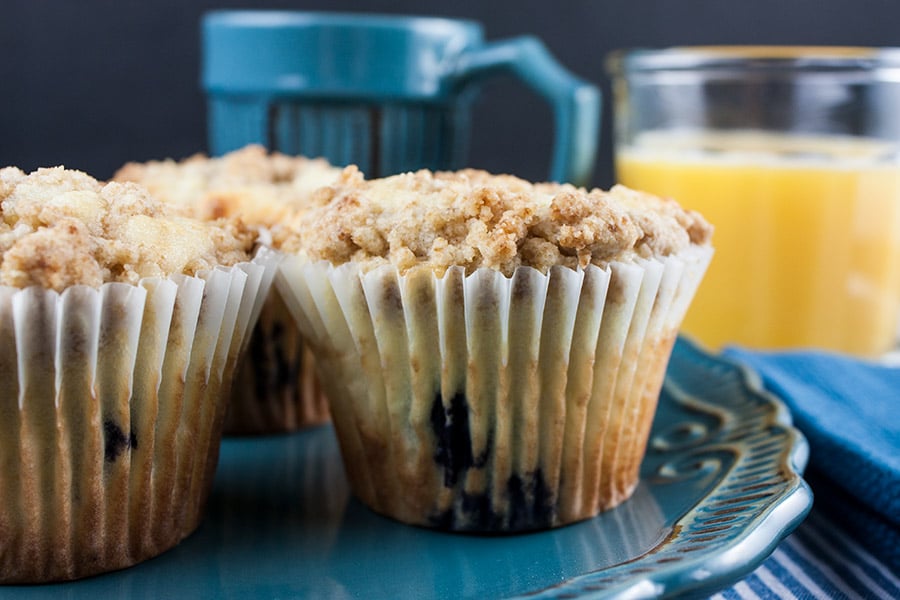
[0, 338, 811, 599]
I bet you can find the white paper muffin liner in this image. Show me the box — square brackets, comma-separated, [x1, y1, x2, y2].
[223, 286, 330, 435]
[276, 247, 712, 532]
[0, 248, 279, 583]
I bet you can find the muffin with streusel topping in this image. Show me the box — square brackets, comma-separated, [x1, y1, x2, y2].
[115, 145, 344, 434]
[0, 165, 278, 582]
[276, 168, 713, 532]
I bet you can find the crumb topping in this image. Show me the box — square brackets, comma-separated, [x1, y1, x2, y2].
[285, 169, 712, 275]
[113, 145, 345, 240]
[0, 166, 256, 291]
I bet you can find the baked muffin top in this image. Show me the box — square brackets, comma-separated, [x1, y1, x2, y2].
[285, 168, 712, 276]
[113, 145, 344, 232]
[0, 166, 256, 291]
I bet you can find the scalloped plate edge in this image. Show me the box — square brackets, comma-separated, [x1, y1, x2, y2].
[520, 337, 813, 600]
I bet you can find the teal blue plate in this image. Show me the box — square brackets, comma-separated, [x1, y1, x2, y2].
[1, 338, 812, 599]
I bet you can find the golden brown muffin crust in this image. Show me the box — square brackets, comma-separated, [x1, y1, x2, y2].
[113, 144, 344, 233]
[286, 169, 712, 276]
[0, 166, 256, 291]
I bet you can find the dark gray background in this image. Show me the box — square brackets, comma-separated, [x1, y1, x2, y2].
[2, 0, 899, 187]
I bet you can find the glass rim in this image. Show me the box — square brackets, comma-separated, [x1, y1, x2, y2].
[606, 46, 900, 74]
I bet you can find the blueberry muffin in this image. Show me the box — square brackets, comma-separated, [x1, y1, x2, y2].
[0, 166, 276, 581]
[115, 145, 343, 434]
[275, 168, 713, 532]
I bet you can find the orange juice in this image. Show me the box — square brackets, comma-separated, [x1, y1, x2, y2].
[617, 131, 900, 355]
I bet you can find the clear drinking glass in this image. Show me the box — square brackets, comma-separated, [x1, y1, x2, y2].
[607, 47, 900, 356]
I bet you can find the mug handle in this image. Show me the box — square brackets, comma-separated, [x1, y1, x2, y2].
[450, 36, 600, 186]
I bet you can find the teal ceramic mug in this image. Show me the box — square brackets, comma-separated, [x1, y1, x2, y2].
[202, 11, 599, 184]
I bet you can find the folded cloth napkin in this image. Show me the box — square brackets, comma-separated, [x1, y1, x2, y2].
[723, 347, 900, 571]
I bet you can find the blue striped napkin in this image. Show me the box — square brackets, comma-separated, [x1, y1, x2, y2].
[713, 510, 900, 600]
[723, 347, 900, 572]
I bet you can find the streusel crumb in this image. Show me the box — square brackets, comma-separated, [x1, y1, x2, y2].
[285, 169, 712, 275]
[0, 166, 256, 291]
[113, 145, 344, 235]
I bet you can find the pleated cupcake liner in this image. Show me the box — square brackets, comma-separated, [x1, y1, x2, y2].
[276, 247, 712, 532]
[0, 247, 279, 583]
[223, 287, 330, 435]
